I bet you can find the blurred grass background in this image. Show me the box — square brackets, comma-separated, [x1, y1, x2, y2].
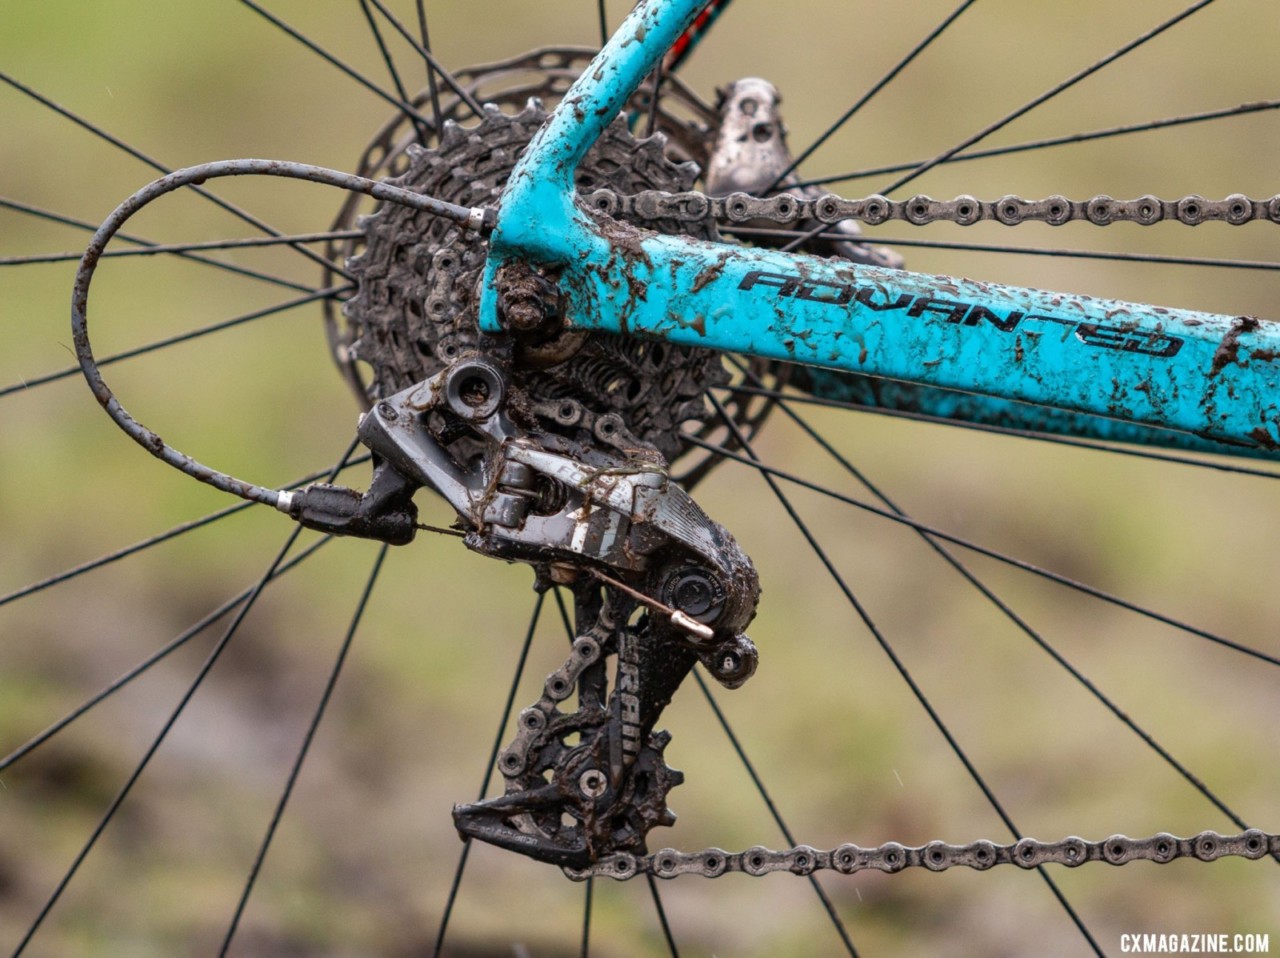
[2, 1, 1280, 955]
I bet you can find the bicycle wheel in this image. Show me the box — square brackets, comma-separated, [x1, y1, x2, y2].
[3, 2, 1279, 955]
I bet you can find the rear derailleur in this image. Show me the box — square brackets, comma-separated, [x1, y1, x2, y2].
[281, 349, 760, 868]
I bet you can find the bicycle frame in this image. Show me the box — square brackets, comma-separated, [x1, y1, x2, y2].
[479, 0, 1280, 460]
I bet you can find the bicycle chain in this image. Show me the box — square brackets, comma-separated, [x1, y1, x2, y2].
[586, 187, 1280, 228]
[556, 184, 1280, 880]
[567, 827, 1280, 881]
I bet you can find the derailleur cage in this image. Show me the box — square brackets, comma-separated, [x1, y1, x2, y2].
[293, 350, 760, 865]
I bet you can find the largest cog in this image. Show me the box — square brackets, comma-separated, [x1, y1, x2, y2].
[341, 99, 726, 466]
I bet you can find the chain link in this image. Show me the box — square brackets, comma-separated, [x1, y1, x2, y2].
[565, 828, 1279, 881]
[587, 188, 1280, 228]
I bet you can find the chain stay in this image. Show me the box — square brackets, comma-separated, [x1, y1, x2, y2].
[588, 188, 1280, 228]
[562, 186, 1280, 878]
[566, 827, 1278, 881]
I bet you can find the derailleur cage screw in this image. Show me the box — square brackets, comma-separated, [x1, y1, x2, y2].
[376, 401, 397, 421]
[579, 769, 608, 799]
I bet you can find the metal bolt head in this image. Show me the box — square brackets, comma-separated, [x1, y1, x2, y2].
[578, 769, 608, 799]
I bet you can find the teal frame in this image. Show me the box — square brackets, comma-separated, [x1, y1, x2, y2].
[478, 0, 1280, 459]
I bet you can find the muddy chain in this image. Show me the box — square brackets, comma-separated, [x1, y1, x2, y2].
[564, 828, 1280, 881]
[587, 188, 1280, 228]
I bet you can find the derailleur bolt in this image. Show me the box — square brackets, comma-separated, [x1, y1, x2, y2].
[579, 769, 608, 799]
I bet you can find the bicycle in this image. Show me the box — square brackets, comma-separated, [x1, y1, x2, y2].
[3, 1, 1280, 955]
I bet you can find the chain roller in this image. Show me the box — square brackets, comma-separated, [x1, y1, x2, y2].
[587, 188, 1280, 228]
[565, 827, 1279, 881]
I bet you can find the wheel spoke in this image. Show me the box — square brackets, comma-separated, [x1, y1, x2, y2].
[0, 229, 362, 268]
[645, 873, 680, 958]
[363, 0, 484, 116]
[0, 537, 332, 774]
[780, 0, 1219, 252]
[764, 0, 979, 192]
[358, 0, 429, 143]
[689, 429, 1280, 668]
[220, 542, 389, 955]
[692, 670, 859, 957]
[876, 0, 1218, 196]
[724, 225, 1280, 273]
[708, 396, 1101, 955]
[762, 378, 1260, 834]
[792, 99, 1280, 190]
[580, 876, 594, 958]
[2, 284, 350, 400]
[15, 526, 307, 954]
[413, 0, 444, 131]
[643, 60, 664, 138]
[236, 0, 435, 132]
[0, 70, 350, 279]
[0, 455, 369, 608]
[432, 593, 545, 958]
[12, 435, 362, 953]
[0, 197, 320, 293]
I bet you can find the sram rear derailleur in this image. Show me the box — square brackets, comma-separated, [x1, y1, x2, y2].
[281, 335, 759, 869]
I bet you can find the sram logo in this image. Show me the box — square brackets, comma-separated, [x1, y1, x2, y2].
[739, 270, 1183, 358]
[617, 642, 641, 759]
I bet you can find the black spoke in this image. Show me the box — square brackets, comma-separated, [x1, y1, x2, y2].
[643, 60, 664, 138]
[597, 0, 609, 47]
[15, 528, 306, 955]
[2, 284, 350, 400]
[413, 0, 444, 132]
[780, 0, 1218, 252]
[583, 876, 596, 957]
[237, 0, 436, 132]
[553, 585, 577, 642]
[0, 229, 362, 268]
[708, 397, 1101, 954]
[0, 537, 331, 775]
[686, 431, 1280, 668]
[0, 70, 349, 278]
[12, 437, 360, 954]
[879, 0, 1217, 196]
[358, 0, 430, 143]
[580, 876, 594, 958]
[725, 225, 1280, 273]
[764, 0, 979, 193]
[792, 99, 1280, 190]
[645, 873, 680, 957]
[758, 376, 1258, 834]
[0, 197, 318, 293]
[363, 0, 484, 116]
[220, 543, 389, 955]
[0, 455, 369, 608]
[718, 382, 1280, 481]
[693, 670, 859, 958]
[432, 593, 545, 958]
